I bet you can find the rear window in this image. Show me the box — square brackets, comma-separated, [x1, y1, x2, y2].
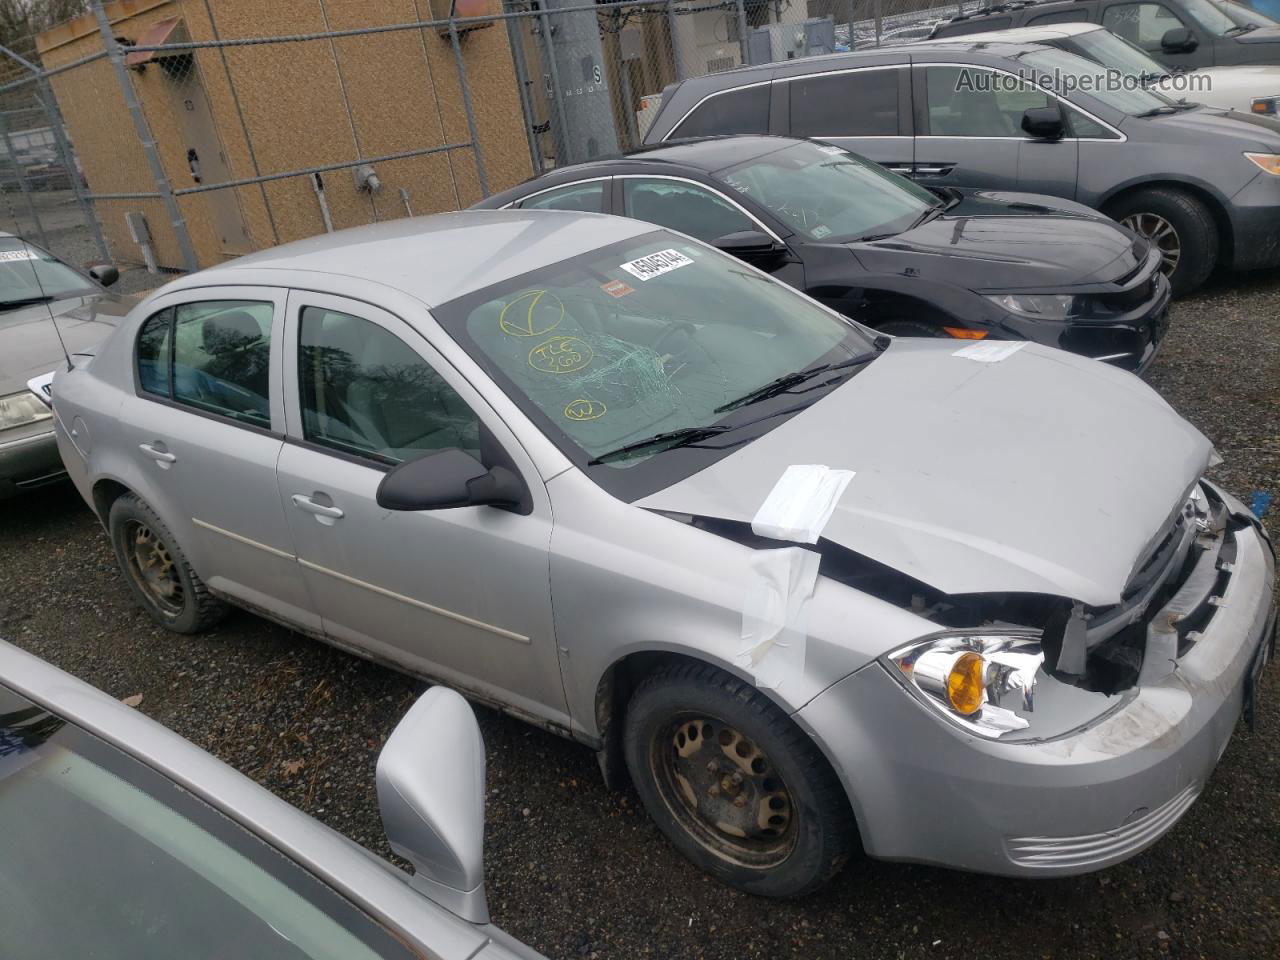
[669, 84, 769, 139]
[789, 69, 900, 137]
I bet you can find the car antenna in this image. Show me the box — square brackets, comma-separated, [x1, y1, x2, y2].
[20, 238, 73, 372]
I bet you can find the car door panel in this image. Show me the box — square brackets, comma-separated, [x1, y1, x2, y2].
[276, 290, 568, 728]
[115, 288, 319, 632]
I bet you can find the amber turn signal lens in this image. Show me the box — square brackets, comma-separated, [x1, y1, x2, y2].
[1244, 152, 1280, 176]
[946, 652, 986, 716]
[943, 326, 988, 340]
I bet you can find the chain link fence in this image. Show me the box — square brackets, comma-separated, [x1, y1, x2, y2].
[0, 0, 976, 280]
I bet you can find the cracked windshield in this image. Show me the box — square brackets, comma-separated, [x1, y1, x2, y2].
[454, 233, 873, 465]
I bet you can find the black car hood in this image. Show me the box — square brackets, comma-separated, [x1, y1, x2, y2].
[0, 293, 133, 395]
[845, 192, 1144, 291]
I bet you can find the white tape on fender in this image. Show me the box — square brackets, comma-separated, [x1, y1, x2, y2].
[734, 547, 821, 691]
[952, 341, 1024, 362]
[751, 464, 854, 545]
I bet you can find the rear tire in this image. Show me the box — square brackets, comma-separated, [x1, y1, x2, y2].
[1109, 187, 1218, 297]
[622, 661, 856, 898]
[108, 493, 227, 634]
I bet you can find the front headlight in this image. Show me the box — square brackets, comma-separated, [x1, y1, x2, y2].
[1244, 152, 1280, 176]
[0, 390, 53, 432]
[1250, 97, 1278, 117]
[885, 633, 1044, 739]
[985, 293, 1081, 320]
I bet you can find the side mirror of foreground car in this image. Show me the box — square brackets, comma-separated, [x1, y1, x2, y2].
[87, 263, 119, 287]
[1021, 105, 1066, 142]
[713, 229, 787, 264]
[376, 686, 491, 923]
[1161, 27, 1198, 53]
[375, 448, 527, 512]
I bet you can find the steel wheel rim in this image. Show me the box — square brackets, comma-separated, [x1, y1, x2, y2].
[649, 713, 798, 869]
[123, 519, 184, 616]
[1122, 212, 1181, 277]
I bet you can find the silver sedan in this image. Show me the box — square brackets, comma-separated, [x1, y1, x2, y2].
[49, 210, 1277, 897]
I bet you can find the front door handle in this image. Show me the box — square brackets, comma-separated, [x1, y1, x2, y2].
[885, 164, 914, 175]
[291, 493, 344, 523]
[139, 442, 176, 465]
[914, 165, 954, 176]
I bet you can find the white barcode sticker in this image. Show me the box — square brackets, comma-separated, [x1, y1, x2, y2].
[0, 250, 37, 262]
[619, 248, 693, 282]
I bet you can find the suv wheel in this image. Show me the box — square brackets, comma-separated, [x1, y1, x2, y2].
[622, 661, 855, 897]
[108, 493, 227, 634]
[1110, 188, 1218, 297]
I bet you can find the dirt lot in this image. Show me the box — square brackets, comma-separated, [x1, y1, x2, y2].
[1, 271, 1277, 960]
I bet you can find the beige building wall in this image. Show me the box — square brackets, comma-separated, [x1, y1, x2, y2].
[37, 0, 532, 270]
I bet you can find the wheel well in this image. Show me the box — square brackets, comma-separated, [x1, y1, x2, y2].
[861, 291, 955, 329]
[1102, 180, 1233, 269]
[91, 479, 131, 526]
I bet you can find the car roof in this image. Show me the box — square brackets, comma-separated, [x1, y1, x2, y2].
[912, 22, 1102, 46]
[188, 210, 655, 307]
[520, 135, 799, 181]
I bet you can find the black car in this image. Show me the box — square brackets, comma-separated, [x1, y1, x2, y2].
[929, 0, 1280, 68]
[475, 137, 1171, 373]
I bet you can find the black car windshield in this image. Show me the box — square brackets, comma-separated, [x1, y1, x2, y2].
[1019, 47, 1176, 114]
[1214, 0, 1279, 27]
[0, 238, 94, 308]
[0, 688, 417, 960]
[1060, 27, 1176, 79]
[715, 141, 941, 243]
[435, 230, 876, 499]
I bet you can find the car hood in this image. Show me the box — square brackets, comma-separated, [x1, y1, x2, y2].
[1133, 104, 1280, 149]
[636, 339, 1212, 607]
[845, 194, 1144, 290]
[1235, 25, 1280, 44]
[0, 293, 133, 394]
[1169, 63, 1280, 87]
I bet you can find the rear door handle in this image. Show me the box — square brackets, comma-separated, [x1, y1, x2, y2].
[291, 493, 345, 522]
[139, 442, 176, 465]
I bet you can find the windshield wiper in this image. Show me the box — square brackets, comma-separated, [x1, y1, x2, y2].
[587, 425, 731, 465]
[0, 295, 53, 311]
[713, 346, 884, 415]
[1133, 105, 1179, 117]
[1226, 23, 1257, 35]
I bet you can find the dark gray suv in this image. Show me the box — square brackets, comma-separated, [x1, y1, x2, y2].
[641, 40, 1280, 294]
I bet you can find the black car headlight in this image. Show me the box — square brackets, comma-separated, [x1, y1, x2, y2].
[884, 633, 1043, 739]
[985, 293, 1083, 320]
[0, 390, 52, 432]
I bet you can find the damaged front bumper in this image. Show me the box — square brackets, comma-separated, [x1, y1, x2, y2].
[798, 483, 1275, 877]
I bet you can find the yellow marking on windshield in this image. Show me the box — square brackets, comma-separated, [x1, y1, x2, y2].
[499, 289, 564, 337]
[529, 336, 593, 374]
[564, 398, 607, 421]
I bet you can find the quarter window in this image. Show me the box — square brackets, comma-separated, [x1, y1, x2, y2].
[518, 181, 605, 212]
[298, 306, 480, 464]
[136, 308, 172, 398]
[669, 84, 770, 139]
[1103, 3, 1188, 49]
[789, 69, 900, 137]
[621, 178, 756, 244]
[171, 301, 273, 427]
[924, 66, 1050, 138]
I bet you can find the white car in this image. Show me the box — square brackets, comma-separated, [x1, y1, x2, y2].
[913, 22, 1280, 115]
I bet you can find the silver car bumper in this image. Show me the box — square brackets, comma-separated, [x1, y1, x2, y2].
[800, 516, 1276, 877]
[0, 426, 65, 500]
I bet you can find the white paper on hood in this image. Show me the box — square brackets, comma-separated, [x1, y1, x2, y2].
[735, 547, 821, 691]
[751, 464, 855, 545]
[952, 341, 1024, 363]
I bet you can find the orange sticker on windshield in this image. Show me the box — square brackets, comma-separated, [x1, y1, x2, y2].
[601, 279, 634, 299]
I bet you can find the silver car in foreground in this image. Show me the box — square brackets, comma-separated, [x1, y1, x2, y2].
[48, 211, 1276, 897]
[0, 639, 543, 959]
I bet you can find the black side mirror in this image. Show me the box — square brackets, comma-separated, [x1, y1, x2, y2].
[713, 230, 786, 264]
[1161, 27, 1198, 53]
[376, 448, 528, 514]
[1022, 105, 1066, 141]
[88, 263, 119, 287]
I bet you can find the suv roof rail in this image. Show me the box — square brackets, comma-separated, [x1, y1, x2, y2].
[943, 0, 1048, 23]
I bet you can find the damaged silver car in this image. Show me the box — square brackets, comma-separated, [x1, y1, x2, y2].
[47, 211, 1277, 897]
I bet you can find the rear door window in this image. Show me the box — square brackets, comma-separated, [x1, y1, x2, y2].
[1027, 8, 1094, 24]
[171, 301, 274, 428]
[669, 84, 770, 139]
[788, 69, 901, 137]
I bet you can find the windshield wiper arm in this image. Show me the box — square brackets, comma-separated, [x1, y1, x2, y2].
[1226, 23, 1257, 35]
[0, 295, 53, 311]
[587, 426, 731, 465]
[714, 348, 883, 415]
[1133, 105, 1179, 117]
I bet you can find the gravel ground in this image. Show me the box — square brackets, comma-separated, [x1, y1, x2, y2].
[1, 272, 1277, 960]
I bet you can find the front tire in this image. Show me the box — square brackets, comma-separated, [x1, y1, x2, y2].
[1110, 187, 1218, 297]
[108, 493, 227, 634]
[622, 661, 856, 897]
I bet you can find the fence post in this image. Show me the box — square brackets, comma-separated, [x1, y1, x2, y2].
[537, 7, 570, 167]
[90, 0, 198, 271]
[36, 84, 110, 262]
[874, 0, 883, 47]
[0, 108, 48, 249]
[448, 18, 490, 198]
[666, 0, 683, 80]
[735, 0, 751, 65]
[503, 5, 544, 175]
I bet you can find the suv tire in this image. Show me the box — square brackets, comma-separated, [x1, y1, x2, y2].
[1110, 188, 1218, 297]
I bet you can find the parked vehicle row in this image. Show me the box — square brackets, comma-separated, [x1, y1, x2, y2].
[640, 32, 1280, 295]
